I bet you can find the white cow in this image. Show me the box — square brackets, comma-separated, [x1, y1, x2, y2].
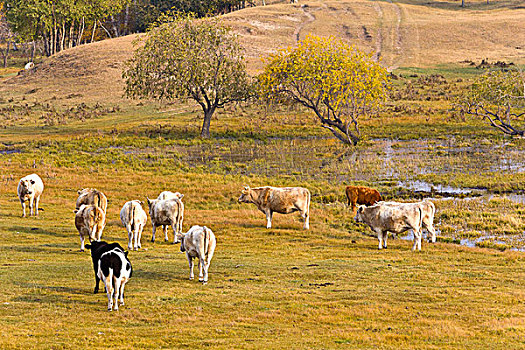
[17, 174, 44, 217]
[177, 225, 216, 284]
[120, 200, 148, 251]
[355, 200, 436, 251]
[157, 191, 184, 234]
[147, 197, 183, 243]
[238, 186, 310, 229]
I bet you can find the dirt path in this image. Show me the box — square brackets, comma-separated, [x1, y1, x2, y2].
[371, 0, 418, 70]
[293, 3, 328, 43]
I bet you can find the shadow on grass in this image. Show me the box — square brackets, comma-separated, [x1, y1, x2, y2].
[7, 226, 70, 238]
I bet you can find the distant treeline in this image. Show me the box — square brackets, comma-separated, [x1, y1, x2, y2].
[0, 0, 257, 62]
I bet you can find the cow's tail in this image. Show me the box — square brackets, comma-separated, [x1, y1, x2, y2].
[417, 206, 423, 236]
[203, 226, 210, 261]
[306, 189, 311, 217]
[129, 202, 135, 232]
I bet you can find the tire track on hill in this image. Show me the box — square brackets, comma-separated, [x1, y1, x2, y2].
[293, 3, 327, 43]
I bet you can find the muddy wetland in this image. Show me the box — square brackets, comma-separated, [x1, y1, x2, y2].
[154, 134, 525, 251]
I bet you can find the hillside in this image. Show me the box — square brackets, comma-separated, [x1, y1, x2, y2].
[1, 0, 524, 103]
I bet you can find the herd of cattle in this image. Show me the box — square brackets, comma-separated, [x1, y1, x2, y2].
[16, 173, 437, 310]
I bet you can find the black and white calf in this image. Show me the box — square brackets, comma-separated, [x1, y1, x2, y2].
[85, 241, 125, 294]
[98, 248, 132, 311]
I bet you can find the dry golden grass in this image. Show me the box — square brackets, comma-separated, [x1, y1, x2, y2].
[1, 0, 523, 103]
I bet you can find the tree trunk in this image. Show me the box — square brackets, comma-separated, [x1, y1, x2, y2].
[91, 20, 97, 43]
[2, 41, 9, 68]
[124, 5, 129, 35]
[200, 107, 216, 138]
[31, 41, 36, 62]
[461, 0, 465, 7]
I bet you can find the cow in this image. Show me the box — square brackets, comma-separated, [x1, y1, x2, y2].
[146, 197, 183, 243]
[238, 186, 310, 230]
[76, 188, 108, 214]
[98, 247, 132, 311]
[17, 173, 44, 217]
[85, 241, 126, 294]
[75, 204, 106, 251]
[157, 191, 185, 234]
[354, 200, 436, 251]
[345, 185, 382, 213]
[120, 200, 148, 251]
[176, 225, 216, 285]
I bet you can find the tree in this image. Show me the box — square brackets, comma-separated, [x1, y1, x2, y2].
[458, 68, 525, 136]
[0, 3, 14, 67]
[123, 15, 252, 138]
[5, 0, 130, 56]
[258, 35, 390, 146]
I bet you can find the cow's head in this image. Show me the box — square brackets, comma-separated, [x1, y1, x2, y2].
[85, 240, 108, 252]
[176, 233, 186, 251]
[354, 206, 366, 223]
[19, 178, 35, 196]
[238, 186, 252, 203]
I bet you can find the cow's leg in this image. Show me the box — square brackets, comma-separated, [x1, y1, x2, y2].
[132, 226, 138, 251]
[265, 210, 273, 229]
[35, 195, 41, 216]
[21, 199, 26, 217]
[113, 278, 121, 311]
[376, 230, 383, 250]
[94, 275, 100, 294]
[104, 275, 114, 311]
[151, 224, 157, 242]
[187, 254, 194, 280]
[80, 234, 85, 252]
[29, 195, 34, 216]
[383, 231, 388, 249]
[172, 223, 179, 244]
[426, 224, 437, 243]
[127, 225, 133, 250]
[412, 231, 422, 251]
[163, 225, 169, 242]
[198, 256, 204, 283]
[119, 280, 127, 305]
[301, 209, 310, 230]
[137, 224, 143, 249]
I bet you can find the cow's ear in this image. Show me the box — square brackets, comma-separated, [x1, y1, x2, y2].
[74, 209, 78, 214]
[244, 185, 250, 190]
[179, 194, 184, 199]
[124, 251, 129, 257]
[77, 189, 82, 194]
[85, 244, 91, 250]
[146, 197, 151, 205]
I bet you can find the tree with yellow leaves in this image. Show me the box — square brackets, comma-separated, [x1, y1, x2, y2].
[258, 35, 390, 146]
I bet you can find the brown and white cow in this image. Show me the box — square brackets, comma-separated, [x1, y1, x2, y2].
[354, 200, 436, 251]
[75, 204, 106, 251]
[17, 173, 44, 217]
[120, 200, 148, 251]
[238, 186, 310, 230]
[157, 191, 184, 234]
[345, 185, 382, 213]
[76, 188, 108, 214]
[146, 197, 183, 243]
[176, 225, 216, 284]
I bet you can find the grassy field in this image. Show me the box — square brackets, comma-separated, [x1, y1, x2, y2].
[2, 0, 525, 348]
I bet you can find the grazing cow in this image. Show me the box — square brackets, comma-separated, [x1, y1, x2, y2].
[345, 185, 382, 213]
[146, 197, 183, 243]
[120, 200, 148, 251]
[354, 200, 436, 251]
[76, 188, 108, 213]
[157, 191, 185, 234]
[98, 248, 132, 311]
[85, 241, 125, 294]
[17, 173, 44, 217]
[238, 186, 310, 229]
[176, 225, 216, 284]
[75, 204, 106, 251]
